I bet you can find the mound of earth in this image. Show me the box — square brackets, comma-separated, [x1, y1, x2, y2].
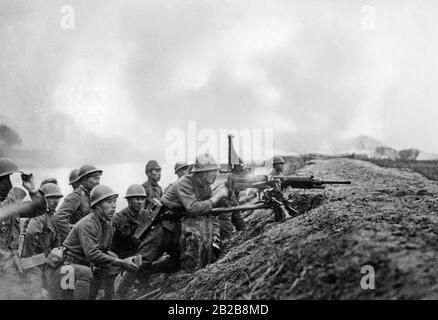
[133, 158, 438, 300]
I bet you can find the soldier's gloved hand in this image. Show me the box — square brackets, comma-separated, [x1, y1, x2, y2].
[22, 174, 38, 195]
[114, 257, 140, 272]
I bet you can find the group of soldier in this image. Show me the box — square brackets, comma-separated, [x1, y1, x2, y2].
[0, 154, 285, 300]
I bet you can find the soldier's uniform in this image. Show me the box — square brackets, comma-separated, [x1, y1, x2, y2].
[162, 174, 220, 271]
[270, 156, 285, 177]
[115, 179, 183, 297]
[269, 168, 284, 177]
[0, 188, 45, 299]
[217, 165, 248, 241]
[142, 180, 162, 206]
[133, 178, 180, 273]
[217, 193, 246, 241]
[111, 207, 141, 258]
[44, 211, 116, 300]
[54, 185, 91, 243]
[24, 209, 60, 257]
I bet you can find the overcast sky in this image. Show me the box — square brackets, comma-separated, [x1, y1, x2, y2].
[1, 0, 438, 163]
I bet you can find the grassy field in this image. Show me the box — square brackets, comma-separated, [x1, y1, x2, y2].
[366, 159, 438, 181]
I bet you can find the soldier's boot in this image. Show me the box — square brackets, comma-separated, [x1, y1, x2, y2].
[115, 271, 137, 299]
[74, 279, 91, 300]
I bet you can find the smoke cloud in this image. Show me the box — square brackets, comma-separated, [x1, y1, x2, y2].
[1, 0, 438, 166]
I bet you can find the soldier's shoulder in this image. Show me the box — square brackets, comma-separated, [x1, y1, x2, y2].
[177, 174, 193, 186]
[31, 213, 47, 223]
[63, 189, 83, 201]
[174, 175, 195, 193]
[113, 208, 129, 219]
[114, 207, 125, 215]
[75, 213, 95, 228]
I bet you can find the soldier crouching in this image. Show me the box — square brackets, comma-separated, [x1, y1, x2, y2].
[0, 158, 48, 299]
[115, 155, 228, 298]
[170, 154, 228, 271]
[43, 185, 140, 300]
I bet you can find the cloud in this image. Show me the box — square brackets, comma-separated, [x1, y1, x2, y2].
[1, 0, 438, 165]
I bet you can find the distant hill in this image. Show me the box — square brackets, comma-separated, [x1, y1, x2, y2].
[417, 151, 438, 161]
[332, 135, 438, 161]
[344, 135, 386, 154]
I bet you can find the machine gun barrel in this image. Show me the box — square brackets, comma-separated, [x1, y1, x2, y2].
[226, 175, 352, 190]
[319, 180, 351, 184]
[278, 176, 351, 189]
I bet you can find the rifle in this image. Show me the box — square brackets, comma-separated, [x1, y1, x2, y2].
[13, 217, 46, 273]
[17, 218, 30, 258]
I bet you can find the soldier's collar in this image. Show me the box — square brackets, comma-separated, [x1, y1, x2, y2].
[92, 210, 111, 224]
[126, 207, 140, 220]
[77, 184, 90, 196]
[192, 174, 206, 188]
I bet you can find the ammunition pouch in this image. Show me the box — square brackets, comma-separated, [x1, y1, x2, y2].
[62, 249, 89, 267]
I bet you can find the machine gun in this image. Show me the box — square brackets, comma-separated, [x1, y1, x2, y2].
[212, 135, 351, 221]
[213, 174, 351, 222]
[228, 174, 351, 191]
[212, 176, 299, 222]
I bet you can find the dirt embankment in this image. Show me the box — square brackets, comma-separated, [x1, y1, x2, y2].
[142, 159, 438, 300]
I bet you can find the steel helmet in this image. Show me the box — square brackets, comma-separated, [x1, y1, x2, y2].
[77, 164, 103, 182]
[145, 160, 161, 173]
[174, 161, 189, 173]
[0, 158, 20, 177]
[90, 185, 118, 208]
[191, 153, 220, 173]
[41, 183, 63, 198]
[125, 184, 147, 198]
[68, 168, 80, 185]
[273, 156, 285, 165]
[40, 178, 58, 188]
